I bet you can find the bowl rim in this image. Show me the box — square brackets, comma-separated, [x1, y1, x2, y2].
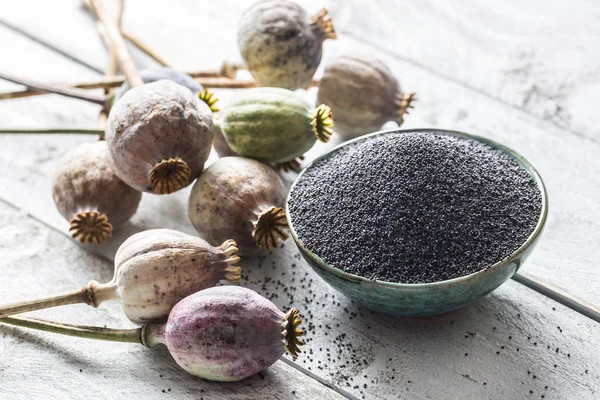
[285, 127, 549, 291]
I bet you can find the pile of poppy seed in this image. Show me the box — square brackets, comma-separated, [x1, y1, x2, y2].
[288, 131, 543, 284]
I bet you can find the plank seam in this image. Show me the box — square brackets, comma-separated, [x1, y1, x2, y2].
[341, 30, 599, 146]
[513, 273, 600, 323]
[0, 19, 103, 74]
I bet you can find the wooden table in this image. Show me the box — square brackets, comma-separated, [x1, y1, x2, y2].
[0, 1, 598, 399]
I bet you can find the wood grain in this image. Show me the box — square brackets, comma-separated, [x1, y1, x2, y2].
[328, 0, 600, 143]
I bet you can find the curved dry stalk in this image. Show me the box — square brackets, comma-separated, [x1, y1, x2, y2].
[0, 315, 142, 344]
[0, 128, 103, 135]
[89, 0, 143, 87]
[0, 280, 116, 319]
[0, 71, 105, 105]
[97, 0, 124, 125]
[0, 75, 309, 101]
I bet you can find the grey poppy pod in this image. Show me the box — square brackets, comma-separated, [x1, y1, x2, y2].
[188, 157, 289, 254]
[52, 141, 141, 244]
[316, 54, 416, 139]
[238, 0, 336, 90]
[106, 80, 214, 195]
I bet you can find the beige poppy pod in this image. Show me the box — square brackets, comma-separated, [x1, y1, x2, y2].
[316, 54, 416, 139]
[106, 80, 214, 195]
[238, 0, 336, 90]
[52, 141, 141, 244]
[189, 157, 289, 254]
[111, 229, 241, 322]
[0, 229, 241, 324]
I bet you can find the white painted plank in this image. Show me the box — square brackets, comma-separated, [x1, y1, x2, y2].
[328, 0, 600, 142]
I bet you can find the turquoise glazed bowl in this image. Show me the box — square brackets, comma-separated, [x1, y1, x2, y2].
[286, 128, 548, 316]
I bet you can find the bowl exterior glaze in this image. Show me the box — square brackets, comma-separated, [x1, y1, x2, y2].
[287, 128, 548, 316]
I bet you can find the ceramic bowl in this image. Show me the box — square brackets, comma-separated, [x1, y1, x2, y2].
[286, 128, 548, 316]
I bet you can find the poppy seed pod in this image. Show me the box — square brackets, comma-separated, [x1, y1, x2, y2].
[52, 141, 141, 244]
[238, 0, 336, 89]
[106, 80, 214, 194]
[316, 54, 416, 139]
[189, 157, 288, 254]
[144, 286, 305, 381]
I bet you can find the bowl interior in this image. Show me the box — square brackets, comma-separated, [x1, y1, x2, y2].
[286, 128, 548, 291]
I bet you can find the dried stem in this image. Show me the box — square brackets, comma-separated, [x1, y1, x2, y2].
[0, 77, 319, 101]
[0, 71, 105, 105]
[0, 289, 90, 319]
[0, 315, 142, 344]
[90, 0, 143, 87]
[0, 281, 114, 319]
[97, 0, 123, 126]
[0, 128, 103, 135]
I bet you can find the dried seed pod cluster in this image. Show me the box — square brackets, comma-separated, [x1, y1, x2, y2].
[218, 87, 333, 163]
[106, 80, 214, 194]
[52, 141, 141, 244]
[0, 0, 423, 384]
[238, 0, 336, 90]
[317, 54, 416, 139]
[189, 157, 288, 254]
